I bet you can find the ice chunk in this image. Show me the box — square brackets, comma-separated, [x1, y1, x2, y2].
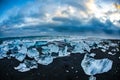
[85, 40, 100, 47]
[58, 46, 70, 57]
[41, 46, 49, 54]
[108, 52, 116, 55]
[72, 42, 84, 53]
[89, 53, 96, 57]
[12, 40, 23, 45]
[41, 44, 59, 55]
[109, 43, 118, 47]
[18, 46, 27, 54]
[89, 75, 96, 80]
[24, 60, 38, 69]
[98, 44, 109, 50]
[0, 52, 7, 59]
[11, 46, 20, 54]
[48, 44, 59, 53]
[24, 41, 35, 48]
[116, 48, 119, 51]
[15, 53, 26, 62]
[14, 63, 30, 72]
[111, 49, 116, 52]
[119, 56, 120, 59]
[81, 54, 113, 75]
[101, 49, 106, 52]
[27, 48, 39, 58]
[84, 43, 91, 52]
[0, 46, 8, 59]
[37, 55, 53, 65]
[14, 60, 38, 72]
[35, 41, 47, 47]
[1, 46, 9, 53]
[72, 41, 90, 53]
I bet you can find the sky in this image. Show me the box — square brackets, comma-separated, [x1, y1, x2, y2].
[0, 0, 120, 38]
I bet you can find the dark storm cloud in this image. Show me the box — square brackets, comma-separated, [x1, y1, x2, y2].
[7, 17, 120, 37]
[52, 17, 81, 26]
[51, 18, 120, 36]
[0, 13, 120, 38]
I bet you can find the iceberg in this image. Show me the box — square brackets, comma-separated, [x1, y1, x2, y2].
[81, 54, 113, 75]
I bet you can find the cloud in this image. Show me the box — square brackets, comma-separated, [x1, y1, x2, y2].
[0, 0, 120, 38]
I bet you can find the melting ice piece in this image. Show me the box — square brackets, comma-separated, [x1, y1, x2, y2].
[12, 40, 23, 45]
[14, 63, 30, 72]
[0, 46, 8, 59]
[41, 44, 59, 55]
[24, 41, 35, 48]
[18, 46, 27, 54]
[24, 60, 38, 69]
[89, 75, 96, 80]
[101, 49, 106, 52]
[108, 52, 116, 55]
[14, 60, 38, 72]
[72, 41, 90, 54]
[15, 53, 26, 62]
[109, 43, 118, 47]
[48, 44, 59, 53]
[81, 54, 113, 75]
[72, 42, 85, 53]
[0, 52, 7, 59]
[35, 41, 47, 47]
[12, 46, 27, 61]
[89, 53, 96, 57]
[58, 46, 70, 57]
[36, 55, 53, 65]
[27, 48, 39, 58]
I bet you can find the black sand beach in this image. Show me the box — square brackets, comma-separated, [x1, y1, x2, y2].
[0, 39, 120, 80]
